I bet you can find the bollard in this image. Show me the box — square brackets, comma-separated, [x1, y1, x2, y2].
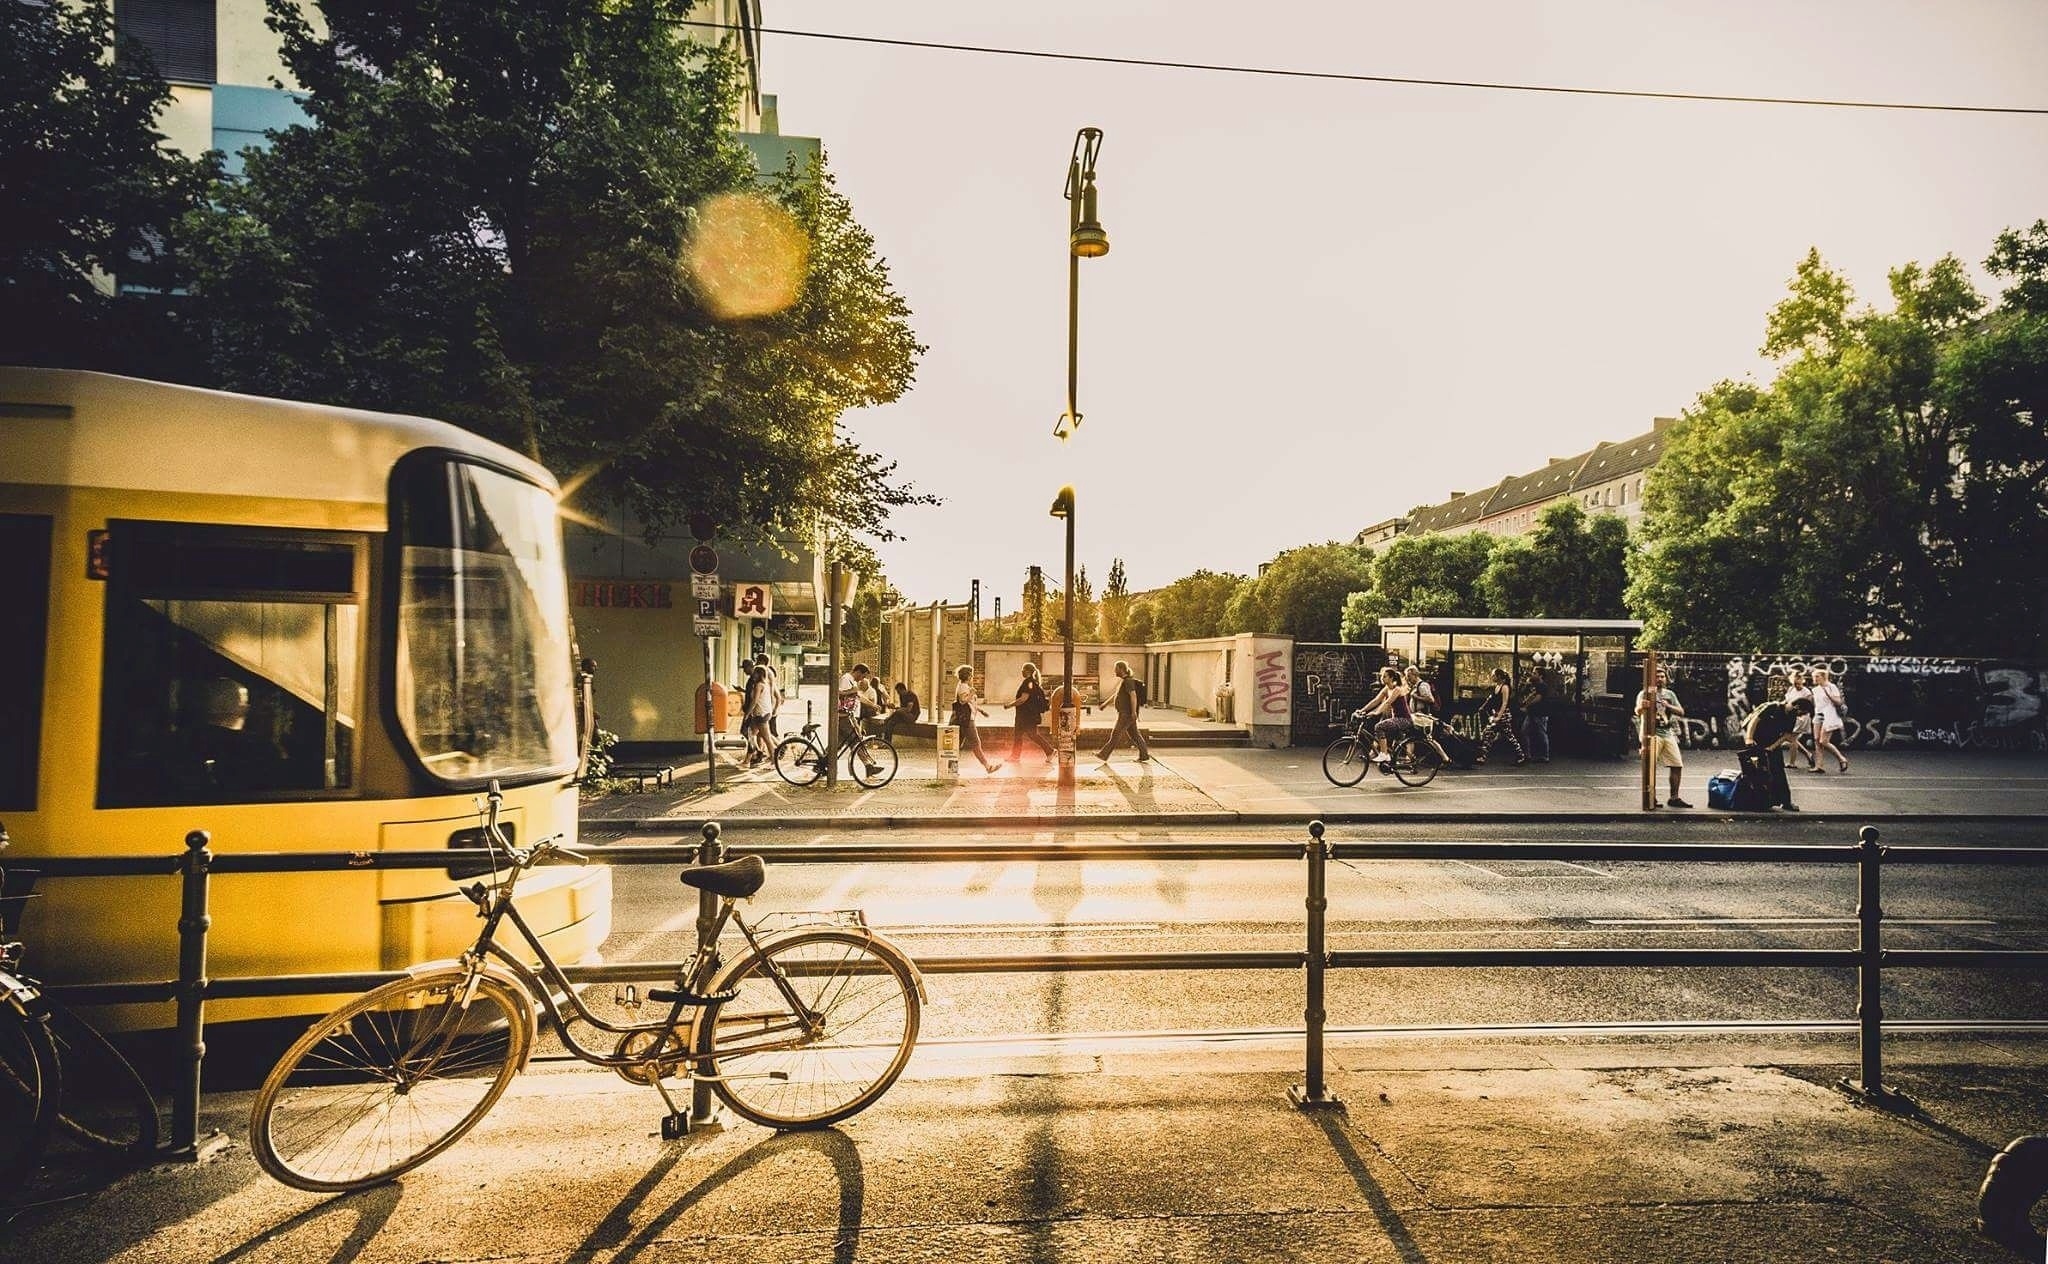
[1848, 825, 1909, 1111]
[1290, 820, 1342, 1110]
[171, 830, 212, 1157]
[690, 821, 725, 1127]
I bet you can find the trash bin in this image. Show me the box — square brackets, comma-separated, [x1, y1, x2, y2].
[1213, 684, 1235, 724]
[935, 724, 960, 778]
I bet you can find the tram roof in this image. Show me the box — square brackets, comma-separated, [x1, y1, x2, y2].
[0, 367, 559, 503]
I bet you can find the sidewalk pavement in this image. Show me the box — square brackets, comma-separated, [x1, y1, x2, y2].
[583, 747, 2048, 831]
[9, 1030, 2043, 1262]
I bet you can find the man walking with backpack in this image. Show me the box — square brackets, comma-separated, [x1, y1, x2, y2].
[1097, 660, 1152, 763]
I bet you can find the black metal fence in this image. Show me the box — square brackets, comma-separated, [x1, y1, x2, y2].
[16, 821, 2048, 1157]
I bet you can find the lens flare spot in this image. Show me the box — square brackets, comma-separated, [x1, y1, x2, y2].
[685, 192, 809, 320]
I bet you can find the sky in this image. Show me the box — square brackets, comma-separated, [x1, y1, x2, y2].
[756, 1, 2048, 607]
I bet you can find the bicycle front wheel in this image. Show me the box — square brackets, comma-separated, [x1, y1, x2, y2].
[1393, 736, 1443, 787]
[772, 736, 825, 787]
[0, 1001, 61, 1187]
[697, 930, 920, 1130]
[250, 969, 531, 1192]
[46, 1004, 158, 1159]
[851, 737, 898, 789]
[1322, 736, 1369, 787]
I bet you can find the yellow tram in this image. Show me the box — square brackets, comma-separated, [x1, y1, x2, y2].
[0, 368, 611, 1028]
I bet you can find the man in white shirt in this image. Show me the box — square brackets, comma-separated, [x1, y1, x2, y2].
[836, 663, 881, 775]
[1636, 667, 1691, 808]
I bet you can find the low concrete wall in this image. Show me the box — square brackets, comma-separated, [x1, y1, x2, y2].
[1146, 634, 1293, 748]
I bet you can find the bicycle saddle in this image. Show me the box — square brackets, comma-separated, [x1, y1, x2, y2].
[679, 854, 765, 898]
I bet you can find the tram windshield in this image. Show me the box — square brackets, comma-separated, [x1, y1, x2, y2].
[394, 458, 576, 784]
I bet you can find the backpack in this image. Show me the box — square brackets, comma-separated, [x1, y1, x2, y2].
[1133, 677, 1148, 707]
[1706, 771, 1740, 810]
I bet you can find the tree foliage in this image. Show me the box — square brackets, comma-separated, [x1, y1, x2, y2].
[1149, 570, 1246, 642]
[1630, 226, 2048, 655]
[1341, 533, 1498, 638]
[0, 0, 217, 372]
[1222, 542, 1375, 641]
[1099, 557, 1132, 641]
[182, 0, 929, 548]
[1478, 501, 1630, 619]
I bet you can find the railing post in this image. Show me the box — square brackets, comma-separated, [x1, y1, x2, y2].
[690, 821, 725, 1127]
[1848, 825, 1909, 1111]
[169, 829, 219, 1159]
[1290, 820, 1342, 1110]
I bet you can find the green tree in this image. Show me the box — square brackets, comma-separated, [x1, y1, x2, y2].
[185, 0, 928, 548]
[1150, 570, 1246, 641]
[1630, 231, 2048, 655]
[1344, 533, 1497, 638]
[1061, 563, 1097, 641]
[1023, 566, 1048, 641]
[1099, 557, 1132, 641]
[1223, 542, 1374, 641]
[1124, 597, 1157, 643]
[1, 0, 217, 372]
[1478, 501, 1629, 618]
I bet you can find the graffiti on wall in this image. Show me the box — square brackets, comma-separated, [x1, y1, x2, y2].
[1289, 643, 1387, 743]
[1650, 653, 2046, 752]
[1254, 648, 1292, 721]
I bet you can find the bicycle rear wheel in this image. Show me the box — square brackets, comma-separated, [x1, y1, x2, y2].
[1392, 735, 1442, 787]
[0, 1001, 61, 1187]
[772, 736, 825, 787]
[250, 969, 531, 1192]
[851, 737, 898, 789]
[1322, 736, 1369, 787]
[45, 1004, 158, 1159]
[697, 930, 920, 1129]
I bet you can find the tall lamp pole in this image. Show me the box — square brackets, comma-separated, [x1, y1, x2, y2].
[1055, 127, 1108, 789]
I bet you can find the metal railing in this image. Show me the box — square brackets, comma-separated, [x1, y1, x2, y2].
[13, 820, 2048, 1157]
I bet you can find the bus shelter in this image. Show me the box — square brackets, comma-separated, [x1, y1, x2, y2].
[1376, 617, 1644, 755]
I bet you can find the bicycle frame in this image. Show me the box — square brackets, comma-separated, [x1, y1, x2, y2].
[449, 861, 840, 1074]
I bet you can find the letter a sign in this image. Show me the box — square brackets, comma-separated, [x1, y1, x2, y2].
[733, 583, 773, 618]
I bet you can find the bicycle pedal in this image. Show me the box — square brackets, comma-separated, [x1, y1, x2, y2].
[660, 1112, 690, 1140]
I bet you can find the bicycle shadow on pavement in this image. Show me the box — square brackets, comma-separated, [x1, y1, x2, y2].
[571, 1127, 865, 1264]
[206, 1181, 401, 1264]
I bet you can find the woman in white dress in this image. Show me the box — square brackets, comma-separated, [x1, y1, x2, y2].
[951, 665, 1003, 774]
[1782, 670, 1818, 771]
[1809, 668, 1849, 774]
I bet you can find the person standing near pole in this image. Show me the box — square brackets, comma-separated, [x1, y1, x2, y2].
[1637, 666, 1691, 808]
[837, 663, 882, 778]
[1096, 659, 1152, 763]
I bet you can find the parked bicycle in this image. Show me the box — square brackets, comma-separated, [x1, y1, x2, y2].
[249, 784, 924, 1193]
[772, 719, 899, 789]
[1321, 709, 1447, 788]
[0, 827, 162, 1187]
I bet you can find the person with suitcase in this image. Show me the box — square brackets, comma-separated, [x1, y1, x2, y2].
[1739, 695, 1814, 811]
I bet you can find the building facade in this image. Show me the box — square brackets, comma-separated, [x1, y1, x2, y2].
[1358, 418, 1675, 543]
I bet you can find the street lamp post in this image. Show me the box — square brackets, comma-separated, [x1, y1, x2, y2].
[1055, 127, 1108, 788]
[1050, 486, 1076, 784]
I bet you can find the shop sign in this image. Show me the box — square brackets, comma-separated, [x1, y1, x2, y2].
[572, 581, 671, 609]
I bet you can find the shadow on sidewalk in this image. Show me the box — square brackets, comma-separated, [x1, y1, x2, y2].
[209, 1183, 401, 1264]
[571, 1128, 865, 1264]
[1309, 1111, 1429, 1264]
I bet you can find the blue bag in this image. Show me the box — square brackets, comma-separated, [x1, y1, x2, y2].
[1706, 771, 1740, 810]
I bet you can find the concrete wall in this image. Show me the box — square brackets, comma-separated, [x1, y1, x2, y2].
[1147, 634, 1293, 747]
[573, 594, 705, 745]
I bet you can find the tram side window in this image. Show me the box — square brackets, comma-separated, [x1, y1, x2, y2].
[1, 515, 54, 811]
[98, 525, 363, 807]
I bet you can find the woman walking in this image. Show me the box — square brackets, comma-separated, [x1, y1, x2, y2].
[1783, 670, 1818, 771]
[951, 664, 1003, 774]
[743, 665, 776, 766]
[1810, 667, 1850, 773]
[1476, 667, 1527, 767]
[1006, 663, 1056, 761]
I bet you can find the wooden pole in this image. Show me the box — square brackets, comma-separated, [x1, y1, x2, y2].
[1640, 646, 1659, 810]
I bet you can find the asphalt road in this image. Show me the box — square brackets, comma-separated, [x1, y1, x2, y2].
[587, 820, 2048, 1045]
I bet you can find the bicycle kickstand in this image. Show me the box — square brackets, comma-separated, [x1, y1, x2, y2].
[651, 1071, 691, 1140]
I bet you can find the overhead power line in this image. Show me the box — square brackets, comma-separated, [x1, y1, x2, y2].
[676, 18, 2048, 117]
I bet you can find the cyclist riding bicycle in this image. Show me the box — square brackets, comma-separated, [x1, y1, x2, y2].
[1352, 667, 1413, 764]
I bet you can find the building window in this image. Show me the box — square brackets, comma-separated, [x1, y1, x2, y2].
[0, 515, 53, 811]
[118, 0, 217, 84]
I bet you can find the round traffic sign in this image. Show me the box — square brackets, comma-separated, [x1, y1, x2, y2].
[689, 545, 718, 575]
